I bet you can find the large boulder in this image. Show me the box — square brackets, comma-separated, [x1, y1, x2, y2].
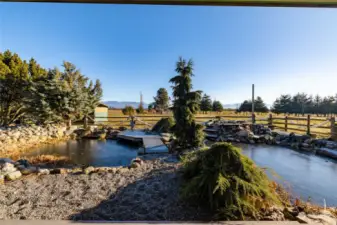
[21, 167, 37, 175]
[5, 171, 22, 181]
[16, 159, 30, 168]
[1, 162, 17, 174]
[236, 130, 249, 138]
[0, 158, 14, 164]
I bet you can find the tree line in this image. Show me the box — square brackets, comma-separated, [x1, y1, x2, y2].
[0, 50, 102, 127]
[235, 93, 337, 116]
[271, 93, 337, 116]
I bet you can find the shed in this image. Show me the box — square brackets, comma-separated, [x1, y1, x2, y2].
[94, 103, 109, 123]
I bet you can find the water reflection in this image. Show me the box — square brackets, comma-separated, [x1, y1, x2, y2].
[25, 140, 138, 167]
[239, 144, 337, 206]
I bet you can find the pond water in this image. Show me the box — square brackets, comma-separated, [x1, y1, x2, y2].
[25, 139, 337, 206]
[240, 144, 337, 206]
[25, 140, 139, 167]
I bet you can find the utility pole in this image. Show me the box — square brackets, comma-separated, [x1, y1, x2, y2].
[252, 84, 255, 124]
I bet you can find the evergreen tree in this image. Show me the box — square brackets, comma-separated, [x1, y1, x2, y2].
[170, 57, 203, 149]
[0, 50, 102, 126]
[136, 104, 145, 114]
[254, 96, 269, 113]
[212, 100, 224, 112]
[238, 100, 252, 112]
[271, 94, 291, 114]
[154, 88, 169, 113]
[0, 50, 30, 126]
[200, 94, 212, 113]
[28, 58, 47, 80]
[148, 102, 155, 111]
[238, 97, 268, 113]
[122, 106, 135, 116]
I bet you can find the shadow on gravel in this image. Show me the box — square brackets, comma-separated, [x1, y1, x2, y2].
[69, 166, 212, 221]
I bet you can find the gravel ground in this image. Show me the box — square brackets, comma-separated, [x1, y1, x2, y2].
[0, 160, 211, 220]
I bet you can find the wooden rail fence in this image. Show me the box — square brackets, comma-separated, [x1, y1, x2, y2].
[93, 114, 337, 139]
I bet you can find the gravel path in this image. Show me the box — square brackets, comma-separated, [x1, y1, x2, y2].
[0, 160, 211, 220]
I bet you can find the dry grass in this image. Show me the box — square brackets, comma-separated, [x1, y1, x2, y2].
[6, 137, 69, 160]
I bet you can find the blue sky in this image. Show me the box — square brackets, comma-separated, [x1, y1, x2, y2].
[1, 3, 337, 105]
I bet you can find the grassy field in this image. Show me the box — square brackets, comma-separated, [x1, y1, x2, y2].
[98, 109, 335, 137]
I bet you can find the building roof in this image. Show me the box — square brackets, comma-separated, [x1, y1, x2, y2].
[97, 102, 109, 108]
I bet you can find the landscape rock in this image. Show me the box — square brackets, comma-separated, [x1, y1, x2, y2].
[236, 130, 249, 138]
[1, 162, 17, 174]
[307, 214, 337, 225]
[84, 166, 95, 175]
[0, 125, 67, 153]
[117, 167, 129, 174]
[130, 162, 141, 169]
[263, 206, 285, 221]
[296, 212, 313, 223]
[5, 171, 22, 181]
[0, 175, 4, 184]
[16, 165, 26, 171]
[17, 159, 30, 167]
[37, 168, 50, 175]
[51, 168, 68, 174]
[0, 158, 14, 164]
[21, 167, 37, 175]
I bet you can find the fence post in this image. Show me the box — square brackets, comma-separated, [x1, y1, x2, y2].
[268, 114, 273, 130]
[330, 117, 337, 141]
[285, 116, 288, 132]
[307, 115, 311, 136]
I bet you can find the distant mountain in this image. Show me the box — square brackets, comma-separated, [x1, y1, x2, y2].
[223, 103, 272, 110]
[103, 101, 149, 109]
[223, 104, 240, 109]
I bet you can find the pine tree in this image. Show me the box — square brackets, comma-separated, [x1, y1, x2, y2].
[254, 96, 269, 113]
[200, 94, 212, 113]
[136, 104, 144, 114]
[154, 88, 169, 113]
[170, 57, 204, 149]
[122, 106, 135, 116]
[238, 97, 268, 113]
[0, 50, 30, 126]
[212, 100, 224, 112]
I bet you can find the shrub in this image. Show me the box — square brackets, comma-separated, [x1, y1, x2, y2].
[181, 142, 281, 220]
[122, 106, 135, 116]
[151, 117, 175, 133]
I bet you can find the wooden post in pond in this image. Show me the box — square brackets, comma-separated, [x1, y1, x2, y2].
[285, 116, 288, 132]
[268, 114, 273, 130]
[307, 115, 311, 136]
[330, 117, 337, 141]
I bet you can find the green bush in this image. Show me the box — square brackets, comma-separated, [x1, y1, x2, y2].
[122, 106, 135, 116]
[152, 117, 175, 133]
[181, 142, 281, 220]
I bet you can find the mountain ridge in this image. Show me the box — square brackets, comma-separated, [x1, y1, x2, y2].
[103, 101, 149, 109]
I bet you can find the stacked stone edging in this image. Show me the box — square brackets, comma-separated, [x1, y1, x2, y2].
[0, 124, 68, 154]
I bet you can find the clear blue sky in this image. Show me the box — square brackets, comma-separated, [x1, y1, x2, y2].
[1, 3, 337, 105]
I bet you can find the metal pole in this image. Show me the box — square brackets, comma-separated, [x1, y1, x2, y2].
[252, 84, 255, 124]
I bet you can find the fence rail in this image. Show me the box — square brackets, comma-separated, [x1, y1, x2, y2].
[93, 114, 337, 139]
